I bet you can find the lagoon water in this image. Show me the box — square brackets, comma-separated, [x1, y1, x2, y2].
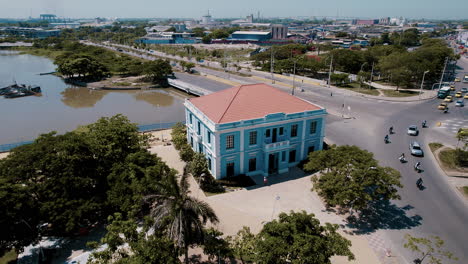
[0, 50, 190, 145]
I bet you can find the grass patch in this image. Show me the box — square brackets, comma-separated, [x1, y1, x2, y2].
[113, 82, 132, 86]
[336, 83, 380, 96]
[381, 89, 419, 97]
[429, 142, 444, 152]
[216, 174, 256, 188]
[463, 186, 468, 196]
[0, 249, 17, 264]
[15, 46, 63, 60]
[439, 149, 460, 170]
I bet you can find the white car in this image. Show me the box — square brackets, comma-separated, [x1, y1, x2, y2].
[410, 141, 424, 157]
[407, 125, 419, 136]
[455, 100, 464, 107]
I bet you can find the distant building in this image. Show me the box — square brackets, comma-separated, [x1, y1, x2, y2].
[379, 17, 390, 25]
[352, 19, 379, 26]
[201, 11, 213, 25]
[1, 27, 60, 39]
[171, 23, 187, 32]
[136, 32, 199, 44]
[184, 83, 327, 179]
[40, 14, 58, 22]
[49, 22, 81, 29]
[271, 24, 288, 39]
[229, 31, 271, 41]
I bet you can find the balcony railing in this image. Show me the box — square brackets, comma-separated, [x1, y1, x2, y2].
[264, 140, 290, 152]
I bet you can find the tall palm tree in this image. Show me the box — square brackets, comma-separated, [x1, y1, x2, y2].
[146, 172, 219, 264]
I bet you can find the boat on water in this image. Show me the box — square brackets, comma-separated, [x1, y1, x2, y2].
[0, 83, 41, 98]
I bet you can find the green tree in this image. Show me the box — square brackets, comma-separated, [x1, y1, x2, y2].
[403, 234, 457, 264]
[145, 173, 219, 264]
[191, 27, 206, 37]
[202, 35, 212, 44]
[330, 73, 349, 86]
[188, 152, 210, 178]
[202, 228, 233, 263]
[227, 226, 257, 264]
[357, 71, 371, 87]
[142, 59, 173, 85]
[305, 145, 402, 212]
[87, 213, 180, 264]
[328, 49, 365, 74]
[171, 123, 188, 150]
[255, 211, 355, 264]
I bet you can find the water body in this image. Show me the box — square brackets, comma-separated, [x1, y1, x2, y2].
[0, 50, 191, 145]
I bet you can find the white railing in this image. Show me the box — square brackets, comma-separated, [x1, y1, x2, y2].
[168, 79, 212, 96]
[264, 140, 290, 151]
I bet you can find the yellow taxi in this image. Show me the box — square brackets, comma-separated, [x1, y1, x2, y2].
[438, 103, 448, 110]
[455, 92, 462, 98]
[450, 86, 455, 91]
[455, 77, 460, 82]
[444, 96, 453, 102]
[465, 94, 468, 99]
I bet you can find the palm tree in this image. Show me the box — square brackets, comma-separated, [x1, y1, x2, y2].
[146, 173, 219, 264]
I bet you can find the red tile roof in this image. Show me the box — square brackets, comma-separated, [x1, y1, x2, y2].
[188, 83, 322, 124]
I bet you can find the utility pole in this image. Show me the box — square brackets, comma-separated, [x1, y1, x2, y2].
[369, 62, 374, 89]
[327, 55, 333, 88]
[438, 57, 448, 89]
[270, 47, 275, 84]
[292, 60, 297, 95]
[419, 70, 429, 100]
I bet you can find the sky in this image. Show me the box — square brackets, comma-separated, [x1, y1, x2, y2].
[0, 0, 466, 20]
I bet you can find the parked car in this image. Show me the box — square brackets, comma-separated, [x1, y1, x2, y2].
[455, 100, 464, 107]
[438, 103, 448, 110]
[455, 92, 462, 98]
[461, 87, 468, 93]
[407, 125, 419, 136]
[409, 141, 424, 157]
[444, 96, 453, 102]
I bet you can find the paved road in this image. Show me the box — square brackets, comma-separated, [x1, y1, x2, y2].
[86, 41, 468, 263]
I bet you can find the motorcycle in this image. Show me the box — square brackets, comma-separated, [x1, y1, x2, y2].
[414, 162, 422, 173]
[384, 135, 390, 144]
[422, 120, 427, 128]
[389, 127, 394, 134]
[399, 156, 407, 163]
[416, 178, 424, 189]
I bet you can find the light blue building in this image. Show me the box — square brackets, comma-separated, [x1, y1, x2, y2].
[184, 83, 327, 179]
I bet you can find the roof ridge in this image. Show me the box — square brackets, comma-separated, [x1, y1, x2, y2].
[218, 85, 244, 123]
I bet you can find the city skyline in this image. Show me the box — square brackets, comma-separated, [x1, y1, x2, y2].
[0, 0, 467, 20]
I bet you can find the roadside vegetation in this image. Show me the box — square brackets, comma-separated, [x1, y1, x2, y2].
[430, 129, 468, 172]
[252, 30, 458, 90]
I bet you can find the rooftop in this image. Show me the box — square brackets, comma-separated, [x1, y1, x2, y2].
[188, 83, 322, 124]
[231, 31, 271, 35]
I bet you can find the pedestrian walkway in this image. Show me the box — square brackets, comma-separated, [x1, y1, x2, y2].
[435, 118, 467, 135]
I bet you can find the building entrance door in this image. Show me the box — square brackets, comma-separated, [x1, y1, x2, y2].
[268, 153, 279, 174]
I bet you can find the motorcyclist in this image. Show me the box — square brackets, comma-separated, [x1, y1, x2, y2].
[389, 126, 394, 134]
[384, 134, 389, 142]
[422, 120, 427, 127]
[444, 107, 449, 113]
[399, 153, 406, 161]
[415, 162, 421, 171]
[416, 177, 423, 187]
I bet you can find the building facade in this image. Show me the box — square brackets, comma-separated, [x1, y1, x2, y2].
[184, 84, 327, 179]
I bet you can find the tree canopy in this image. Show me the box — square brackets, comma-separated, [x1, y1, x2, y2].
[305, 145, 402, 212]
[243, 211, 354, 264]
[0, 115, 173, 254]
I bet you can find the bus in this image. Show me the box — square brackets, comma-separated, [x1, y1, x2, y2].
[437, 86, 451, 99]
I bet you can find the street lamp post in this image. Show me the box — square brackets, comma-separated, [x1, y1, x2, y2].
[292, 59, 297, 95]
[419, 70, 429, 100]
